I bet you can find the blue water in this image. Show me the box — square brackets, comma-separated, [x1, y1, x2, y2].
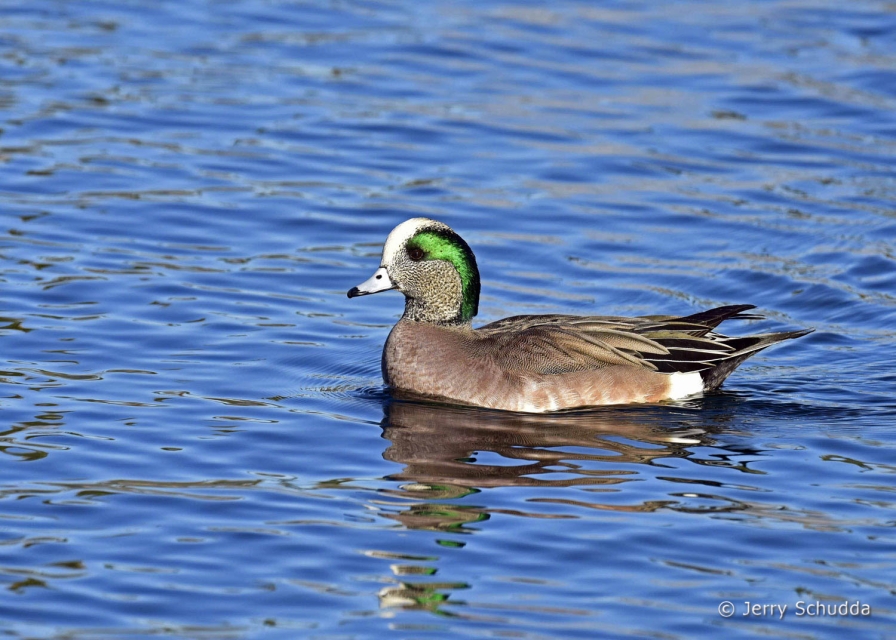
[1, 1, 895, 637]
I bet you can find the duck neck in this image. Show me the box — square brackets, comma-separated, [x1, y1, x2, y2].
[403, 293, 470, 326]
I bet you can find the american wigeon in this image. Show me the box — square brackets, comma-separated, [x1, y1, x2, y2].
[348, 218, 811, 412]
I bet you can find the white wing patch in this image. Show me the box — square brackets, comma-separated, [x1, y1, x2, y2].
[667, 371, 704, 399]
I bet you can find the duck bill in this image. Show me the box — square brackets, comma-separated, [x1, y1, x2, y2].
[347, 267, 396, 298]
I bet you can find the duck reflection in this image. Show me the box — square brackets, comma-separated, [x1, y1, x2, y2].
[372, 397, 860, 615]
[375, 396, 747, 536]
[381, 397, 720, 499]
[373, 397, 732, 614]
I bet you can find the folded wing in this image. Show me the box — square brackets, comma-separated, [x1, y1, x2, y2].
[477, 304, 811, 389]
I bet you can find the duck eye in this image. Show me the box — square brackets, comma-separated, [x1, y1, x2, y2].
[407, 247, 424, 262]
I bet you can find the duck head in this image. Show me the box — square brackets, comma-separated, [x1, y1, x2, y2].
[348, 218, 480, 325]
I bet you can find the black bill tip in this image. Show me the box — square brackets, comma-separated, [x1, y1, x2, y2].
[347, 287, 362, 298]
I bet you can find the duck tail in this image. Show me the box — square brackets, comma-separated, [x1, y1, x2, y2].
[676, 304, 762, 330]
[699, 329, 813, 390]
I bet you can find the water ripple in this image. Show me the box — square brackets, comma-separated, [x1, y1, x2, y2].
[0, 0, 895, 637]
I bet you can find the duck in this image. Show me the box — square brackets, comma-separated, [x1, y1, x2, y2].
[347, 218, 811, 413]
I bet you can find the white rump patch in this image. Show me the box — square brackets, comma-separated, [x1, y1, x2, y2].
[667, 371, 704, 400]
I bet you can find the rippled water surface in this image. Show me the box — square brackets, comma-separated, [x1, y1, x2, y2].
[2, 1, 895, 638]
